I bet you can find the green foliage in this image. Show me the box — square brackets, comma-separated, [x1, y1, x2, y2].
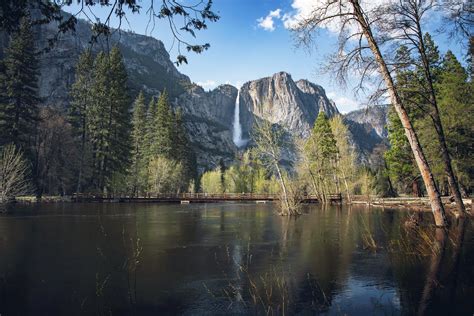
[69, 46, 132, 193]
[0, 16, 39, 149]
[201, 168, 224, 194]
[384, 106, 418, 194]
[437, 51, 474, 194]
[301, 111, 339, 201]
[148, 156, 185, 194]
[128, 91, 149, 195]
[385, 38, 473, 196]
[200, 149, 281, 195]
[148, 90, 174, 159]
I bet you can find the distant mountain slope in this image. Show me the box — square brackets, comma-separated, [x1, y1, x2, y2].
[344, 105, 389, 138]
[343, 105, 389, 164]
[1, 14, 389, 169]
[239, 72, 339, 139]
[1, 14, 237, 170]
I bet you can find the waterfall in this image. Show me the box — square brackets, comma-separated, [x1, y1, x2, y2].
[232, 90, 245, 147]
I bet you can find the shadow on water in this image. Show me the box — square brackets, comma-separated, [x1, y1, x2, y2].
[0, 202, 472, 315]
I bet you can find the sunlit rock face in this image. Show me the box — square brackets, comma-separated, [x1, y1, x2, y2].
[343, 105, 390, 164]
[0, 12, 389, 170]
[1, 13, 236, 171]
[239, 72, 339, 139]
[25, 13, 190, 107]
[344, 105, 389, 139]
[176, 84, 238, 170]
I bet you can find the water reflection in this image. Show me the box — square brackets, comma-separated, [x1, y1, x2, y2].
[0, 203, 472, 315]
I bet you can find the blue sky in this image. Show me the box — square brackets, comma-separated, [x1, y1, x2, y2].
[63, 0, 468, 113]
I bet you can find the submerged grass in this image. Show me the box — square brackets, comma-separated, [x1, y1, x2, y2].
[204, 238, 331, 315]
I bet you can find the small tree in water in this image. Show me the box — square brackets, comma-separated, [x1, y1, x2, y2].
[0, 144, 30, 204]
[252, 120, 300, 216]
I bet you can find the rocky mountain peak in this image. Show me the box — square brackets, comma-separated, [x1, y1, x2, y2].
[239, 71, 339, 138]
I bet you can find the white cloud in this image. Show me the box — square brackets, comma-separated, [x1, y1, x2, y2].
[257, 8, 282, 31]
[197, 80, 217, 89]
[327, 92, 359, 112]
[269, 9, 282, 18]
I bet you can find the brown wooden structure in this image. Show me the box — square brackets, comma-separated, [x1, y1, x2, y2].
[72, 193, 343, 204]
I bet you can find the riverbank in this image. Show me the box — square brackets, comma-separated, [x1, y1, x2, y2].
[351, 195, 472, 213]
[12, 194, 473, 212]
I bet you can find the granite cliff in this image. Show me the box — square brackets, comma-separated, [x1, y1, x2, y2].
[1, 15, 388, 169]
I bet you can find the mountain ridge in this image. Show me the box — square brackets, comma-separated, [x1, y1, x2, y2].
[0, 15, 388, 170]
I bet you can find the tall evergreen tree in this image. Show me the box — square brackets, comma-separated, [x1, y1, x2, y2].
[304, 111, 339, 201]
[385, 107, 421, 196]
[89, 47, 131, 193]
[386, 45, 423, 196]
[416, 32, 466, 213]
[144, 97, 157, 160]
[153, 90, 174, 158]
[437, 51, 473, 195]
[129, 91, 148, 195]
[107, 46, 131, 181]
[174, 108, 197, 187]
[0, 16, 39, 149]
[69, 50, 94, 192]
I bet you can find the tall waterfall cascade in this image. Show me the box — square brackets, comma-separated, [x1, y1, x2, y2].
[232, 90, 246, 147]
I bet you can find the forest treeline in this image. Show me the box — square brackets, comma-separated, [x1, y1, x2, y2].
[0, 18, 197, 200]
[0, 17, 472, 214]
[200, 35, 472, 215]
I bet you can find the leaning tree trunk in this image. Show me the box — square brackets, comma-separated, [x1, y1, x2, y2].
[349, 0, 447, 227]
[415, 22, 466, 216]
[274, 161, 292, 216]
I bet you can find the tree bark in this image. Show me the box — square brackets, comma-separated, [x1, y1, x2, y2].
[349, 0, 447, 227]
[415, 26, 466, 215]
[274, 159, 292, 215]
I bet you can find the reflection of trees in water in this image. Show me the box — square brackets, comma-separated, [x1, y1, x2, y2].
[387, 214, 473, 315]
[0, 204, 473, 314]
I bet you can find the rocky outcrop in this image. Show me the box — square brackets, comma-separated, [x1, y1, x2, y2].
[32, 13, 190, 108]
[1, 12, 390, 170]
[344, 105, 389, 138]
[343, 105, 389, 164]
[239, 72, 339, 139]
[177, 84, 238, 169]
[0, 14, 236, 170]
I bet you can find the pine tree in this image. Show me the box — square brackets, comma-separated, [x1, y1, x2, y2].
[70, 50, 94, 192]
[304, 111, 338, 201]
[311, 112, 338, 160]
[384, 107, 421, 195]
[0, 16, 39, 149]
[385, 45, 422, 196]
[149, 89, 174, 159]
[144, 97, 157, 160]
[89, 47, 131, 193]
[107, 46, 131, 181]
[89, 51, 109, 190]
[437, 51, 473, 196]
[174, 108, 197, 187]
[129, 91, 148, 195]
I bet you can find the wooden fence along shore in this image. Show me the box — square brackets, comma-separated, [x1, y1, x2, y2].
[16, 194, 472, 210]
[71, 193, 343, 204]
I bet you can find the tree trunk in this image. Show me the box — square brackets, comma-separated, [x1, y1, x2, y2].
[349, 0, 447, 227]
[415, 21, 466, 216]
[341, 169, 352, 204]
[412, 178, 422, 197]
[274, 160, 292, 215]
